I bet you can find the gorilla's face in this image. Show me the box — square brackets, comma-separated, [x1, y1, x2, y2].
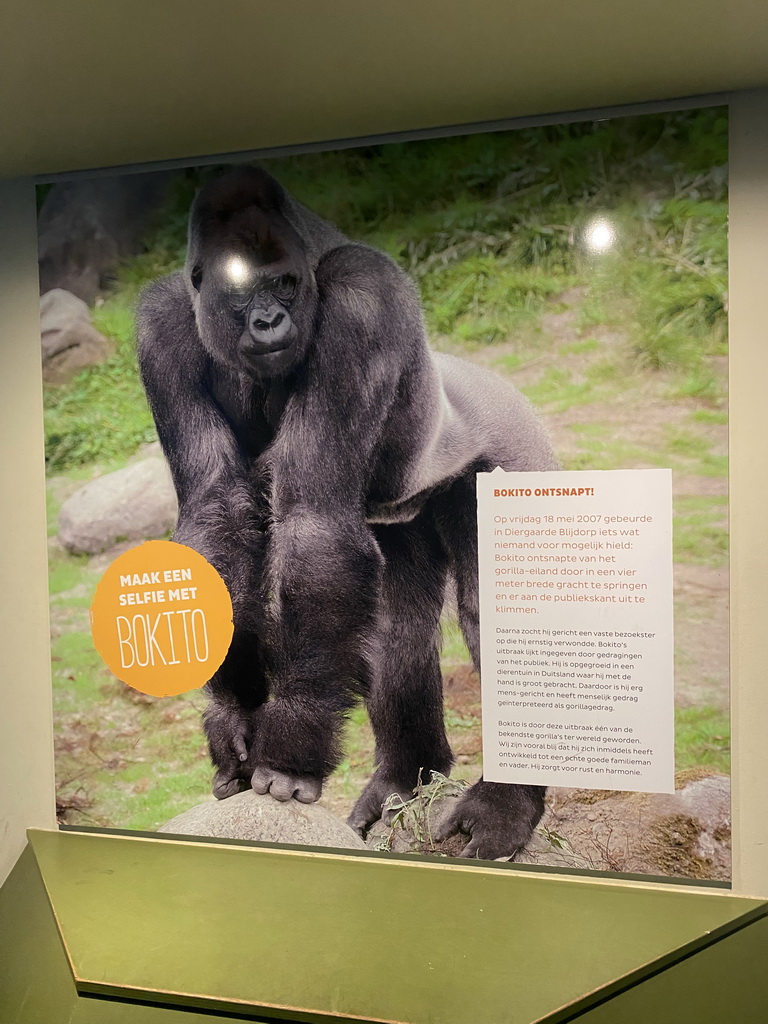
[186, 168, 318, 379]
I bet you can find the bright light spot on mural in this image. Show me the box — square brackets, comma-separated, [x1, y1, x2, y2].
[584, 216, 616, 253]
[225, 256, 251, 286]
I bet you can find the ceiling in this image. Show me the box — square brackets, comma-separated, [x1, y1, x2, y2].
[1, 0, 766, 178]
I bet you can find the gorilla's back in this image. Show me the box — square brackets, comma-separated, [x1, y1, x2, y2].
[280, 191, 348, 269]
[429, 351, 560, 478]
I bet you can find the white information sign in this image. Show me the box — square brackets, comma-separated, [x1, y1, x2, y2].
[477, 468, 674, 793]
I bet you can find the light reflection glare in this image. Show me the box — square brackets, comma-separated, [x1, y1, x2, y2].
[225, 255, 251, 286]
[584, 217, 615, 253]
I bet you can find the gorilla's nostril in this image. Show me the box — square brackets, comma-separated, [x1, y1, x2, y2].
[254, 311, 285, 331]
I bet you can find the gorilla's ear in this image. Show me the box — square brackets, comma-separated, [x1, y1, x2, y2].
[196, 167, 285, 223]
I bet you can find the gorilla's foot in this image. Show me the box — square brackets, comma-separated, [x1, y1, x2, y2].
[250, 765, 323, 804]
[347, 773, 415, 838]
[432, 780, 545, 860]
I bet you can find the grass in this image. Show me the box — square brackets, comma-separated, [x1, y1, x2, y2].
[564, 437, 650, 471]
[673, 496, 728, 567]
[675, 706, 730, 775]
[45, 295, 157, 472]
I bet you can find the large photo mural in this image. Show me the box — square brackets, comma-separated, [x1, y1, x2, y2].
[40, 106, 729, 879]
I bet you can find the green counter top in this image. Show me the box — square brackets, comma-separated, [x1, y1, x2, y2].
[0, 828, 760, 1024]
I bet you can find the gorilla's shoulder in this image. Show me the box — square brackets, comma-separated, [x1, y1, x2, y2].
[316, 244, 418, 325]
[138, 271, 190, 323]
[137, 272, 196, 345]
[136, 271, 199, 372]
[316, 243, 402, 284]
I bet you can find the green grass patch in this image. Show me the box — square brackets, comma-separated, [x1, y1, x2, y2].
[567, 422, 610, 438]
[559, 337, 600, 356]
[521, 362, 625, 412]
[45, 294, 157, 472]
[651, 428, 729, 478]
[563, 437, 650, 471]
[673, 495, 728, 567]
[51, 630, 110, 708]
[440, 616, 471, 665]
[675, 705, 730, 775]
[670, 370, 722, 404]
[491, 353, 525, 372]
[332, 705, 376, 804]
[48, 552, 93, 597]
[664, 429, 711, 459]
[690, 408, 728, 425]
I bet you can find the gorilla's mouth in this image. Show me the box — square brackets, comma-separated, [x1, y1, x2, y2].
[239, 330, 292, 356]
[251, 338, 290, 354]
[238, 334, 295, 377]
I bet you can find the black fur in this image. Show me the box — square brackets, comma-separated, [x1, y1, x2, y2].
[137, 166, 558, 860]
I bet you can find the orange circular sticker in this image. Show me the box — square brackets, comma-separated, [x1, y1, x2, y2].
[90, 540, 234, 697]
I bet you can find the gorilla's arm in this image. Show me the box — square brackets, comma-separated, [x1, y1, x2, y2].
[137, 274, 263, 589]
[247, 244, 425, 799]
[138, 274, 269, 795]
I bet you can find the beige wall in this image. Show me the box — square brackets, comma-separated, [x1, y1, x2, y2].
[0, 178, 57, 883]
[728, 89, 768, 897]
[1, 91, 767, 894]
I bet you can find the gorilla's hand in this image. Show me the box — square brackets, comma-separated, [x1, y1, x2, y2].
[203, 702, 255, 800]
[432, 781, 545, 861]
[347, 771, 416, 838]
[246, 697, 344, 805]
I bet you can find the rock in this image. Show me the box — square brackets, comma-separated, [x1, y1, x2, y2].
[363, 773, 731, 878]
[364, 787, 595, 866]
[364, 778, 474, 857]
[158, 790, 367, 851]
[40, 289, 113, 385]
[520, 774, 731, 879]
[38, 173, 173, 303]
[58, 457, 177, 555]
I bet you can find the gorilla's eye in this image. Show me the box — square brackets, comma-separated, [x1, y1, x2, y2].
[274, 275, 297, 302]
[191, 266, 203, 292]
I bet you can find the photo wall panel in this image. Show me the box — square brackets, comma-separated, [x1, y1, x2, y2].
[40, 106, 729, 880]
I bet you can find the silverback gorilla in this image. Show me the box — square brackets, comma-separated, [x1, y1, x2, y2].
[137, 166, 559, 859]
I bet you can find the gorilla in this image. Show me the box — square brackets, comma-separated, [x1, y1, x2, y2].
[137, 165, 558, 860]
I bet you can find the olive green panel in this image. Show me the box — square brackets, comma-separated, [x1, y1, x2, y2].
[28, 829, 768, 1024]
[0, 842, 354, 1023]
[1, 2, 768, 178]
[70, 996, 295, 1023]
[0, 844, 79, 1024]
[571, 914, 768, 1023]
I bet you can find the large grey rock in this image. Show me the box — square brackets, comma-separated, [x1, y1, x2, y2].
[40, 289, 113, 384]
[38, 173, 172, 303]
[519, 774, 731, 879]
[58, 457, 177, 554]
[159, 790, 367, 850]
